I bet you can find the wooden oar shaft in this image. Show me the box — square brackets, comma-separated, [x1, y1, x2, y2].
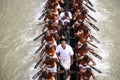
[87, 14, 97, 22]
[33, 30, 48, 41]
[91, 35, 100, 43]
[90, 52, 102, 60]
[85, 4, 96, 12]
[91, 66, 102, 73]
[86, 20, 99, 31]
[87, 41, 98, 48]
[35, 42, 46, 54]
[86, 0, 94, 7]
[34, 52, 46, 69]
[32, 70, 42, 79]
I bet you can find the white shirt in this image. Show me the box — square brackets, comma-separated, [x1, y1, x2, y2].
[56, 44, 74, 70]
[59, 11, 72, 20]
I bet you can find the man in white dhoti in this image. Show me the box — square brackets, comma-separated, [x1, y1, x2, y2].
[56, 39, 74, 80]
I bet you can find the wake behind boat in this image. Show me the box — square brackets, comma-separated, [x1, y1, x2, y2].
[33, 0, 102, 80]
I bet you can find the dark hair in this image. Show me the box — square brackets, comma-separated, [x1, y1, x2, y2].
[81, 9, 87, 14]
[84, 29, 89, 33]
[45, 55, 51, 61]
[83, 55, 88, 62]
[80, 22, 84, 27]
[42, 71, 48, 78]
[79, 2, 82, 6]
[48, 20, 53, 24]
[86, 68, 91, 73]
[45, 44, 50, 49]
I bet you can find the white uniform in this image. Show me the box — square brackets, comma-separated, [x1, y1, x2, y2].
[56, 44, 74, 70]
[59, 11, 72, 20]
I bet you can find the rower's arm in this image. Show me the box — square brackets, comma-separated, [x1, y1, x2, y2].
[87, 35, 93, 42]
[42, 24, 47, 32]
[91, 70, 97, 80]
[89, 55, 96, 66]
[39, 48, 45, 58]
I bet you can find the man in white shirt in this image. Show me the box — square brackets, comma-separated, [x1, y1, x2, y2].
[56, 39, 74, 80]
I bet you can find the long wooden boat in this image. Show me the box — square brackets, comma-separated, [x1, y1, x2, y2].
[32, 0, 102, 80]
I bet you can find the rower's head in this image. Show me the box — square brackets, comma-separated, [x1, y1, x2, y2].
[45, 43, 50, 49]
[86, 68, 92, 74]
[42, 71, 48, 78]
[83, 43, 87, 47]
[83, 54, 89, 62]
[48, 20, 53, 25]
[45, 55, 51, 61]
[81, 9, 87, 14]
[79, 22, 84, 27]
[84, 29, 89, 34]
[60, 39, 67, 49]
[78, 2, 82, 7]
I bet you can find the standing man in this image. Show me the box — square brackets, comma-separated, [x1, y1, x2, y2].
[56, 39, 74, 80]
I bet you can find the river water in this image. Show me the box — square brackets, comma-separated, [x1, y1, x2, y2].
[0, 0, 120, 80]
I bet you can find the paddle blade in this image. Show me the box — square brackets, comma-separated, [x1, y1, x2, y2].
[86, 0, 94, 7]
[89, 22, 99, 31]
[91, 67, 102, 73]
[34, 59, 41, 69]
[35, 42, 46, 54]
[85, 4, 96, 12]
[87, 42, 98, 48]
[38, 12, 46, 20]
[32, 70, 42, 79]
[91, 35, 100, 43]
[91, 52, 102, 60]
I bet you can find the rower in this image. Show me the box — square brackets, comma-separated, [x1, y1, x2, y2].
[42, 20, 59, 41]
[72, 21, 91, 34]
[38, 70, 56, 80]
[73, 9, 89, 22]
[39, 43, 57, 58]
[40, 55, 58, 79]
[77, 54, 96, 68]
[44, 11, 58, 23]
[76, 29, 93, 46]
[76, 43, 93, 57]
[56, 39, 74, 80]
[79, 67, 96, 80]
[41, 31, 57, 46]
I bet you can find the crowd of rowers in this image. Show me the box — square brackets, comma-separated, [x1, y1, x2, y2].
[37, 0, 98, 80]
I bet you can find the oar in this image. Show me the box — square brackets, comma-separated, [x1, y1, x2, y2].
[86, 0, 94, 7]
[84, 4, 96, 12]
[86, 20, 99, 31]
[35, 42, 46, 54]
[91, 35, 100, 43]
[91, 66, 102, 73]
[32, 70, 42, 79]
[34, 53, 46, 69]
[38, 12, 46, 20]
[37, 22, 45, 25]
[87, 14, 97, 22]
[33, 30, 48, 41]
[87, 41, 98, 48]
[90, 52, 102, 60]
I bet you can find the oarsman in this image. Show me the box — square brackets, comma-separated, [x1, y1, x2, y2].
[41, 32, 57, 46]
[56, 39, 74, 80]
[42, 20, 59, 41]
[38, 70, 55, 80]
[73, 9, 89, 22]
[72, 21, 91, 34]
[39, 55, 58, 79]
[44, 11, 58, 23]
[76, 43, 93, 57]
[79, 67, 96, 80]
[73, 2, 88, 12]
[77, 54, 96, 68]
[39, 43, 56, 58]
[76, 29, 93, 46]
